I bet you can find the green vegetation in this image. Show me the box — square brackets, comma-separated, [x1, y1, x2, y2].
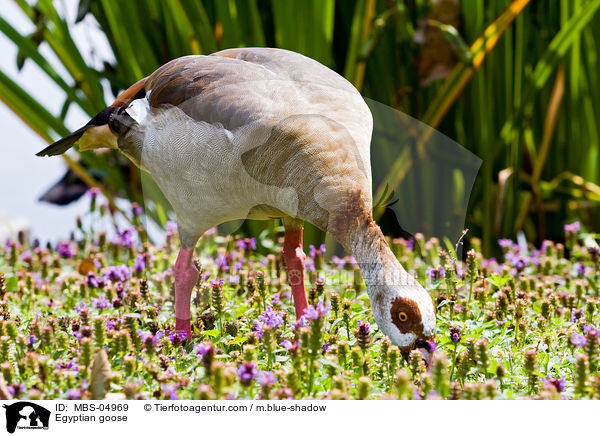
[1, 0, 600, 254]
[0, 196, 599, 399]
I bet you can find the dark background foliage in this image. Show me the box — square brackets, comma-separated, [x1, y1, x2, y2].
[2, 0, 600, 256]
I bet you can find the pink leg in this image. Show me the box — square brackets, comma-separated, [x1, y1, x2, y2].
[174, 247, 199, 340]
[282, 227, 308, 319]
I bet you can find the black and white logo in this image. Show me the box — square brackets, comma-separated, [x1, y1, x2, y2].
[2, 402, 50, 433]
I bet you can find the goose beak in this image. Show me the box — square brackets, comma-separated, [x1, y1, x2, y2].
[401, 339, 436, 368]
[416, 339, 436, 367]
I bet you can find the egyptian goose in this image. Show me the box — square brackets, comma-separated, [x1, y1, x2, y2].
[37, 48, 436, 358]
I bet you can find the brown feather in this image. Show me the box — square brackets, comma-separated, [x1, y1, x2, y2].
[110, 77, 148, 107]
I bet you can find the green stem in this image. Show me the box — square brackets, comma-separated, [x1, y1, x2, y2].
[307, 355, 315, 395]
[468, 279, 473, 303]
[449, 343, 458, 380]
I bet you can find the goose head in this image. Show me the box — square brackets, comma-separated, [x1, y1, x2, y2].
[338, 206, 437, 364]
[370, 282, 437, 364]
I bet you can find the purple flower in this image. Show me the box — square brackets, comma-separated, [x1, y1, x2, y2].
[87, 187, 100, 200]
[252, 321, 265, 340]
[27, 335, 36, 345]
[426, 341, 437, 353]
[86, 273, 102, 289]
[113, 229, 135, 248]
[564, 221, 580, 234]
[455, 264, 466, 280]
[498, 239, 515, 249]
[115, 282, 126, 299]
[331, 256, 347, 269]
[210, 277, 224, 286]
[573, 263, 585, 277]
[104, 264, 132, 283]
[237, 362, 258, 386]
[542, 376, 566, 393]
[291, 316, 308, 331]
[167, 329, 187, 344]
[67, 389, 81, 400]
[426, 266, 445, 281]
[570, 309, 583, 323]
[236, 238, 257, 251]
[505, 251, 528, 272]
[92, 296, 111, 310]
[397, 238, 414, 251]
[257, 307, 284, 329]
[131, 203, 143, 217]
[165, 221, 178, 233]
[193, 341, 214, 356]
[309, 244, 326, 258]
[56, 241, 74, 258]
[303, 301, 329, 320]
[357, 320, 370, 333]
[233, 259, 245, 270]
[449, 326, 462, 343]
[75, 301, 87, 313]
[73, 331, 82, 342]
[134, 254, 148, 272]
[215, 253, 229, 271]
[161, 383, 178, 400]
[322, 343, 331, 353]
[258, 371, 276, 387]
[56, 359, 79, 371]
[7, 383, 25, 397]
[571, 332, 587, 348]
[281, 339, 294, 350]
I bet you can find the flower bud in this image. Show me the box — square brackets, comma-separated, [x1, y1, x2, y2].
[1, 362, 14, 384]
[211, 281, 224, 316]
[394, 368, 412, 400]
[431, 353, 449, 399]
[330, 293, 340, 318]
[123, 356, 136, 377]
[575, 354, 588, 396]
[357, 376, 370, 400]
[80, 338, 92, 368]
[336, 341, 349, 369]
[350, 349, 363, 376]
[354, 320, 370, 351]
[409, 349, 425, 377]
[476, 339, 489, 372]
[466, 249, 479, 281]
[93, 317, 105, 349]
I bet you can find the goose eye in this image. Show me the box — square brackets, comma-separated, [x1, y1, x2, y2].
[398, 311, 408, 322]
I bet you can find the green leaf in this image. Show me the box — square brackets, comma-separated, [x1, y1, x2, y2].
[202, 330, 220, 337]
[6, 276, 18, 293]
[486, 276, 510, 290]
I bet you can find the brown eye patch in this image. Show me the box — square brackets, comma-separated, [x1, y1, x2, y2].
[390, 297, 423, 335]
